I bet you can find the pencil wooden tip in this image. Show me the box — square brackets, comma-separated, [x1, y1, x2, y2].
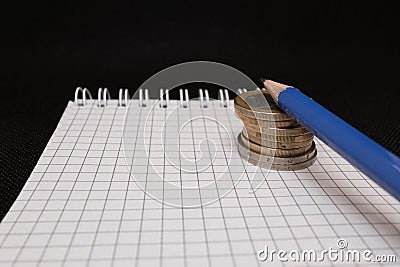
[261, 79, 289, 104]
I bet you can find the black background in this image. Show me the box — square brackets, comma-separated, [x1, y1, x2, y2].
[1, 1, 399, 220]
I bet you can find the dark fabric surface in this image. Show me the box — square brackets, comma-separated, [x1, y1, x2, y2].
[0, 124, 54, 222]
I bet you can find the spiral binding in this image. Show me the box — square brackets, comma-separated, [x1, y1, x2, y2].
[179, 89, 189, 108]
[198, 89, 210, 108]
[237, 88, 263, 93]
[159, 89, 169, 108]
[74, 87, 230, 108]
[74, 87, 92, 106]
[118, 88, 129, 107]
[237, 88, 247, 94]
[218, 89, 229, 107]
[97, 88, 111, 107]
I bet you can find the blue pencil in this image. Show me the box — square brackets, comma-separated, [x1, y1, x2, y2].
[262, 79, 400, 201]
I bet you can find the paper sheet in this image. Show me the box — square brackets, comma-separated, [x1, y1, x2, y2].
[1, 100, 399, 266]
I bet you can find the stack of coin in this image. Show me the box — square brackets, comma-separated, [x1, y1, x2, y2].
[234, 90, 317, 171]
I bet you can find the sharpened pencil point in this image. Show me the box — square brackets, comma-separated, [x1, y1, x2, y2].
[260, 78, 266, 83]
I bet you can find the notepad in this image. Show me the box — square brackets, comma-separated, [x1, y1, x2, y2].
[1, 90, 399, 267]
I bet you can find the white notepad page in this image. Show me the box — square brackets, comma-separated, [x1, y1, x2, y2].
[0, 99, 399, 267]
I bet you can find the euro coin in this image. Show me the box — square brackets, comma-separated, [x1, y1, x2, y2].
[243, 127, 314, 142]
[242, 130, 313, 149]
[240, 149, 317, 171]
[235, 110, 299, 128]
[239, 132, 313, 157]
[243, 123, 310, 136]
[237, 135, 317, 165]
[234, 90, 291, 121]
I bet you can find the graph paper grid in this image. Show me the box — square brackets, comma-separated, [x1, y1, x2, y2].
[0, 99, 399, 267]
